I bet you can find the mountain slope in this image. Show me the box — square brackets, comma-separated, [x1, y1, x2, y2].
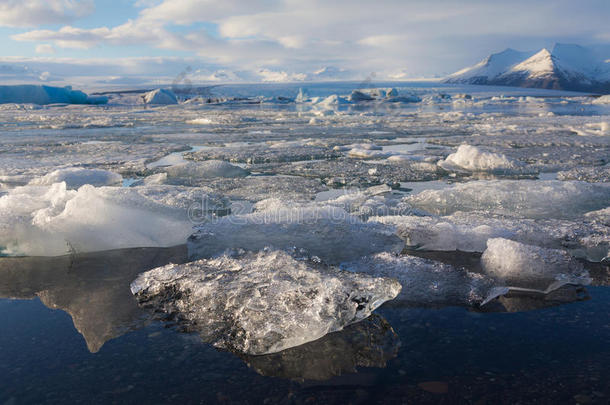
[446, 44, 610, 93]
[445, 48, 534, 84]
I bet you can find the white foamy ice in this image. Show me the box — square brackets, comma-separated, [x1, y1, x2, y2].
[28, 168, 122, 189]
[130, 249, 401, 355]
[142, 88, 178, 105]
[404, 180, 610, 219]
[187, 206, 404, 264]
[371, 211, 610, 262]
[341, 252, 498, 307]
[0, 182, 227, 256]
[481, 238, 591, 293]
[437, 144, 526, 173]
[164, 161, 250, 181]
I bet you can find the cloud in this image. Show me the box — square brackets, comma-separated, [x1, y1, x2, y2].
[7, 0, 610, 78]
[0, 0, 94, 27]
[35, 44, 56, 54]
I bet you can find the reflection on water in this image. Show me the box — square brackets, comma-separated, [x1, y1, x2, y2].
[0, 246, 188, 352]
[241, 314, 400, 381]
[0, 247, 401, 382]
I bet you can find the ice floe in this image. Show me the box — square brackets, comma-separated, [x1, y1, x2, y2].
[0, 182, 228, 256]
[437, 144, 528, 174]
[403, 180, 610, 219]
[187, 205, 404, 264]
[481, 238, 591, 293]
[28, 168, 122, 189]
[130, 249, 401, 355]
[372, 211, 610, 262]
[163, 161, 250, 184]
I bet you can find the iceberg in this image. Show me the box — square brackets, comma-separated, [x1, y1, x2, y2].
[0, 85, 107, 105]
[28, 168, 122, 189]
[481, 238, 591, 292]
[0, 182, 228, 256]
[404, 180, 610, 219]
[437, 144, 528, 174]
[187, 205, 404, 264]
[142, 88, 178, 105]
[130, 249, 401, 355]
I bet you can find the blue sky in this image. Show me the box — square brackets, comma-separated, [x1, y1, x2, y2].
[0, 0, 609, 86]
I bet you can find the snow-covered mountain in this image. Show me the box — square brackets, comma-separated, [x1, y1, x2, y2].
[446, 44, 610, 93]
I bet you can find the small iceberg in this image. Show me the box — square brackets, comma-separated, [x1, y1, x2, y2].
[130, 249, 401, 355]
[0, 85, 108, 105]
[437, 144, 528, 174]
[142, 88, 178, 105]
[481, 238, 591, 293]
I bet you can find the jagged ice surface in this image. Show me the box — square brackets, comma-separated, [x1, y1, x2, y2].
[130, 249, 402, 355]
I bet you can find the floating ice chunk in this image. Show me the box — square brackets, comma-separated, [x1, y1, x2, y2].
[381, 212, 606, 258]
[186, 117, 215, 125]
[349, 90, 375, 102]
[313, 94, 351, 109]
[241, 314, 399, 380]
[187, 206, 404, 264]
[0, 183, 227, 256]
[143, 88, 178, 105]
[164, 161, 250, 182]
[347, 149, 394, 159]
[0, 85, 107, 105]
[130, 173, 168, 186]
[404, 180, 610, 219]
[438, 144, 525, 173]
[570, 122, 610, 136]
[481, 238, 591, 293]
[372, 212, 610, 262]
[342, 252, 497, 307]
[130, 249, 401, 355]
[591, 95, 610, 104]
[28, 168, 122, 189]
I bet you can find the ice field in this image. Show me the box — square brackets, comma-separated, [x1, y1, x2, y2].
[1, 82, 609, 403]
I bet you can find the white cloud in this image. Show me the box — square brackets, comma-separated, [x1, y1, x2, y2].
[35, 44, 56, 54]
[0, 0, 94, 27]
[7, 0, 610, 78]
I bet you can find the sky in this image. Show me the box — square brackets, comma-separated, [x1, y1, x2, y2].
[0, 0, 609, 87]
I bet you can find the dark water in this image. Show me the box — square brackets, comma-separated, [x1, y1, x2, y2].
[1, 248, 609, 404]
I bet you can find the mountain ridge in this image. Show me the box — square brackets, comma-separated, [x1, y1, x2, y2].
[445, 44, 610, 93]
